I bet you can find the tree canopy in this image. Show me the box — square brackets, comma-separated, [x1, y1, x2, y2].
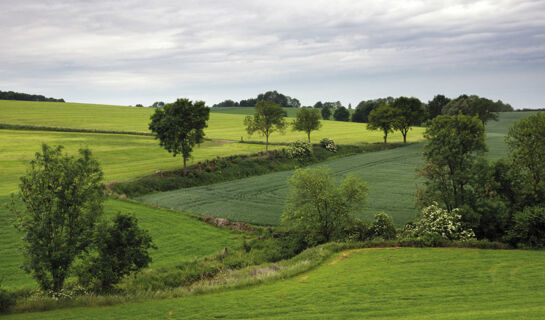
[442, 95, 502, 126]
[149, 98, 210, 173]
[244, 100, 287, 151]
[293, 108, 322, 142]
[427, 94, 451, 120]
[367, 105, 401, 144]
[333, 106, 350, 121]
[392, 96, 427, 143]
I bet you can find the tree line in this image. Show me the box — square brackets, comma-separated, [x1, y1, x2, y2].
[0, 90, 65, 102]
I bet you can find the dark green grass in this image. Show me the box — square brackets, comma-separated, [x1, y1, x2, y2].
[139, 112, 534, 226]
[6, 248, 545, 319]
[0, 198, 241, 289]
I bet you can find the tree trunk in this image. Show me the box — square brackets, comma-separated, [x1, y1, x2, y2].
[265, 134, 269, 153]
[183, 157, 187, 176]
[403, 132, 407, 144]
[384, 130, 388, 144]
[308, 132, 311, 143]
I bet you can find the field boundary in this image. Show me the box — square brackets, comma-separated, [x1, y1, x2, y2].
[0, 123, 154, 136]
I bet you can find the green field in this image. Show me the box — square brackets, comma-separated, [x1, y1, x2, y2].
[6, 247, 545, 319]
[139, 112, 533, 226]
[0, 198, 241, 288]
[0, 100, 424, 144]
[211, 106, 301, 117]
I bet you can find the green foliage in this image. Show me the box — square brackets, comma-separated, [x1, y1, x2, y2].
[407, 202, 475, 241]
[244, 100, 287, 151]
[282, 167, 368, 245]
[506, 206, 545, 248]
[286, 141, 313, 163]
[11, 144, 105, 292]
[149, 98, 210, 172]
[370, 212, 397, 240]
[506, 112, 545, 205]
[292, 108, 322, 142]
[442, 94, 503, 126]
[367, 104, 401, 144]
[319, 138, 337, 152]
[353, 97, 395, 123]
[392, 96, 427, 143]
[78, 214, 156, 292]
[427, 94, 451, 120]
[320, 105, 332, 120]
[0, 283, 15, 313]
[333, 106, 350, 121]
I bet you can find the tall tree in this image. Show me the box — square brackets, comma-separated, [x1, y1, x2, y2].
[333, 106, 350, 121]
[392, 96, 427, 143]
[149, 98, 210, 174]
[244, 100, 287, 152]
[313, 101, 323, 108]
[321, 105, 332, 120]
[11, 144, 104, 292]
[427, 94, 451, 119]
[293, 108, 322, 142]
[443, 95, 502, 126]
[367, 105, 401, 144]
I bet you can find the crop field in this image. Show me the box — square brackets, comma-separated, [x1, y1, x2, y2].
[0, 100, 425, 144]
[0, 198, 241, 288]
[139, 112, 534, 226]
[0, 129, 282, 195]
[6, 247, 545, 319]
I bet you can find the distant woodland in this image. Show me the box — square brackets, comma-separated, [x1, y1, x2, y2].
[0, 90, 65, 102]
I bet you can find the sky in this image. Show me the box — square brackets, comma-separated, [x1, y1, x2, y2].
[1, 0, 544, 108]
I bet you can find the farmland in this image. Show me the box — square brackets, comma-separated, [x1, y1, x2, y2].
[5, 247, 545, 319]
[139, 112, 531, 226]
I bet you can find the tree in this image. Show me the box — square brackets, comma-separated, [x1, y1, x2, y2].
[244, 100, 287, 152]
[321, 105, 332, 120]
[418, 114, 487, 218]
[443, 95, 502, 126]
[353, 97, 395, 123]
[392, 96, 427, 143]
[293, 108, 322, 142]
[11, 144, 104, 292]
[333, 106, 350, 121]
[427, 94, 450, 120]
[79, 213, 155, 291]
[149, 98, 210, 174]
[212, 99, 238, 108]
[151, 101, 165, 108]
[282, 167, 367, 245]
[506, 112, 545, 204]
[367, 105, 401, 144]
[313, 101, 323, 108]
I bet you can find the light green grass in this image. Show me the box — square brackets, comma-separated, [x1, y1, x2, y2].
[0, 100, 424, 144]
[0, 129, 281, 195]
[6, 248, 545, 319]
[0, 198, 241, 289]
[139, 112, 534, 226]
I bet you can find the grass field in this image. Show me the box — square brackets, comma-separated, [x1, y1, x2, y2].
[0, 100, 425, 144]
[139, 112, 535, 226]
[211, 106, 301, 117]
[0, 129, 282, 195]
[6, 247, 545, 319]
[0, 198, 241, 288]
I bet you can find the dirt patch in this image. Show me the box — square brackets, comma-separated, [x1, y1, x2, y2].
[299, 276, 308, 282]
[328, 252, 351, 265]
[202, 215, 254, 231]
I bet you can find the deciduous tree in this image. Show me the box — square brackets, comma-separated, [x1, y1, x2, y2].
[367, 105, 400, 144]
[293, 108, 322, 142]
[392, 96, 427, 143]
[244, 100, 287, 152]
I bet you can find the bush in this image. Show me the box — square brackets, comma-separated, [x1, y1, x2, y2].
[506, 206, 545, 248]
[286, 140, 313, 162]
[345, 218, 373, 241]
[320, 138, 337, 153]
[0, 284, 15, 313]
[370, 212, 397, 240]
[407, 202, 475, 241]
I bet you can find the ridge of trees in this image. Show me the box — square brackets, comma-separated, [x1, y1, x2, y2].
[213, 90, 301, 108]
[0, 90, 65, 102]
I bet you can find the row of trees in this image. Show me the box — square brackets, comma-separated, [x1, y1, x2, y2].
[213, 90, 301, 108]
[0, 90, 65, 102]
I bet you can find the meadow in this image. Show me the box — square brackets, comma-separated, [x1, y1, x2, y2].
[139, 111, 531, 226]
[5, 247, 545, 319]
[0, 100, 424, 144]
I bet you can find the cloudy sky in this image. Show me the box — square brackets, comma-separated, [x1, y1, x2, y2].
[1, 0, 544, 108]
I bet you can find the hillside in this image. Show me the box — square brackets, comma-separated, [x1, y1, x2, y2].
[6, 248, 545, 319]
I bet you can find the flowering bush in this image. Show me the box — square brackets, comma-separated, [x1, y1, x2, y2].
[410, 202, 475, 240]
[371, 212, 397, 240]
[286, 140, 313, 162]
[320, 138, 337, 152]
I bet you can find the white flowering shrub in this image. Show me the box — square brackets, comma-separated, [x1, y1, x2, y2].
[411, 202, 475, 240]
[320, 138, 337, 152]
[286, 140, 313, 162]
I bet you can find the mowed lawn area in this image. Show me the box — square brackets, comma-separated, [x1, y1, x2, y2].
[0, 100, 425, 144]
[139, 112, 535, 226]
[0, 198, 242, 288]
[6, 248, 545, 319]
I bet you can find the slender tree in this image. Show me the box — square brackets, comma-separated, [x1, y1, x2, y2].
[244, 100, 287, 152]
[392, 96, 427, 143]
[293, 108, 322, 142]
[367, 105, 401, 144]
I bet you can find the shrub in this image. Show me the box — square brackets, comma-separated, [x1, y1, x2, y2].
[506, 206, 545, 248]
[285, 140, 313, 162]
[320, 138, 337, 152]
[345, 218, 373, 241]
[407, 202, 475, 241]
[0, 284, 15, 313]
[371, 212, 397, 240]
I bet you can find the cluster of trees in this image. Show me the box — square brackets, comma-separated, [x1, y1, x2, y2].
[213, 90, 301, 108]
[10, 145, 155, 293]
[0, 90, 64, 102]
[418, 112, 545, 247]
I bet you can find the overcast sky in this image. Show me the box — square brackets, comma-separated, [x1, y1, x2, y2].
[1, 0, 544, 108]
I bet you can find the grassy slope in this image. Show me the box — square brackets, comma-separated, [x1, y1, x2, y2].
[0, 198, 241, 288]
[139, 112, 534, 226]
[7, 248, 545, 319]
[0, 129, 281, 195]
[0, 100, 424, 144]
[211, 106, 301, 117]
